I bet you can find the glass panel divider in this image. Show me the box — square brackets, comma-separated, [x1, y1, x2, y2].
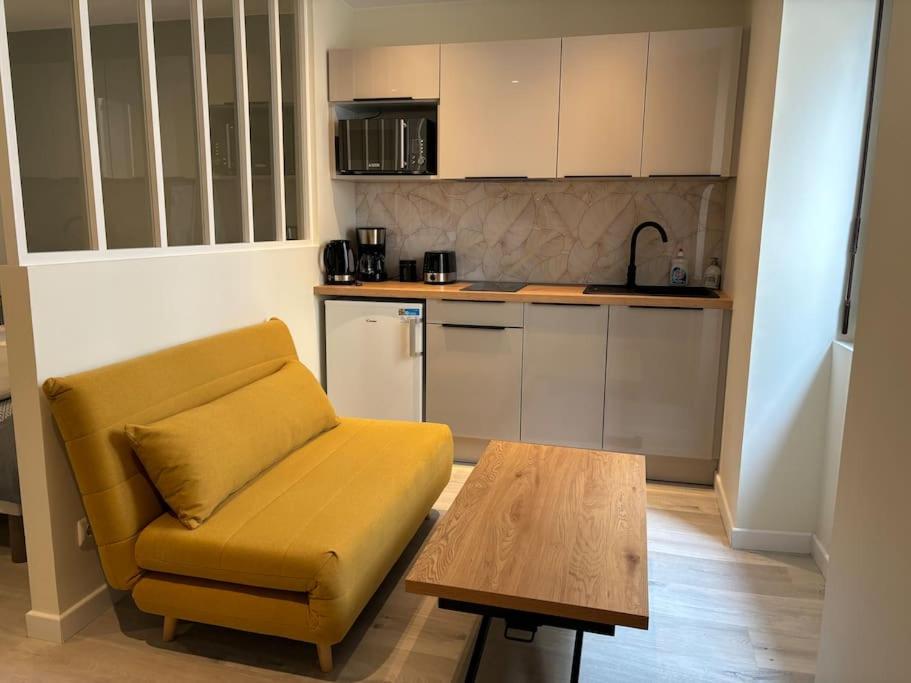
[268, 0, 285, 241]
[295, 0, 312, 241]
[0, 0, 26, 265]
[232, 0, 253, 242]
[190, 0, 215, 244]
[138, 0, 168, 247]
[70, 0, 107, 251]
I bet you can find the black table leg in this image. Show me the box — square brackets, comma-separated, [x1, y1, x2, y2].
[570, 630, 584, 683]
[465, 615, 491, 683]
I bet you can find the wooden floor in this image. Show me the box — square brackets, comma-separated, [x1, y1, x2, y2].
[0, 466, 824, 681]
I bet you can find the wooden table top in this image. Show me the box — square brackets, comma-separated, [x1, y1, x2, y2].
[314, 281, 732, 310]
[405, 441, 649, 630]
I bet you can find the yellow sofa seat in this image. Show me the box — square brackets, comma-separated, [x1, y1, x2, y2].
[136, 417, 452, 597]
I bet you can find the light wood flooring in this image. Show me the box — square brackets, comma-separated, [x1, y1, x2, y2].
[0, 466, 824, 681]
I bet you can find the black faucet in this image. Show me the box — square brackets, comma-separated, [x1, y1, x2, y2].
[626, 221, 669, 288]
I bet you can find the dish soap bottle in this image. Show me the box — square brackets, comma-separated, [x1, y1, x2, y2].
[669, 247, 688, 286]
[704, 257, 722, 289]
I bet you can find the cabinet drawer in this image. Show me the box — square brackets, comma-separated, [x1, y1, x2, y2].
[426, 323, 522, 443]
[427, 299, 524, 327]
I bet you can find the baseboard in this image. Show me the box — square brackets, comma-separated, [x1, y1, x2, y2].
[26, 583, 114, 643]
[713, 473, 812, 554]
[812, 534, 830, 577]
[714, 472, 735, 546]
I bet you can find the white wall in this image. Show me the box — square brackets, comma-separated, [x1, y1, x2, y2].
[813, 340, 852, 575]
[816, 2, 911, 676]
[1, 0, 356, 642]
[346, 0, 748, 46]
[717, 0, 783, 527]
[717, 0, 875, 551]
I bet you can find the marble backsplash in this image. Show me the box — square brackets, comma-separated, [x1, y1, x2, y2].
[354, 179, 729, 286]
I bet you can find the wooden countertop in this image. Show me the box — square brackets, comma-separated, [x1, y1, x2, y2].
[313, 280, 732, 310]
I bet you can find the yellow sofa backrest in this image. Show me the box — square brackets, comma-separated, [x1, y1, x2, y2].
[42, 319, 298, 590]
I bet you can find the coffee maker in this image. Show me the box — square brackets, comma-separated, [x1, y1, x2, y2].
[356, 227, 387, 282]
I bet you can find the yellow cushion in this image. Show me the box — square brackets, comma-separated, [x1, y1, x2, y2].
[126, 361, 338, 529]
[135, 417, 452, 644]
[42, 319, 299, 590]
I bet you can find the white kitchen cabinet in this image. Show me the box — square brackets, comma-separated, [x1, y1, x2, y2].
[521, 303, 609, 449]
[641, 27, 742, 177]
[603, 306, 723, 466]
[557, 33, 649, 178]
[328, 44, 440, 102]
[439, 38, 561, 179]
[426, 301, 523, 462]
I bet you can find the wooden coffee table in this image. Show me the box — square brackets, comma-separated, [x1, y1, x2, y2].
[405, 440, 649, 682]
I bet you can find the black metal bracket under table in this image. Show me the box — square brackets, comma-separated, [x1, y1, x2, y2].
[439, 598, 616, 683]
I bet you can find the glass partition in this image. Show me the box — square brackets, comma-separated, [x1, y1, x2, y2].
[89, 1, 155, 249]
[6, 0, 92, 252]
[204, 4, 243, 243]
[153, 0, 205, 246]
[246, 0, 275, 241]
[280, 0, 300, 240]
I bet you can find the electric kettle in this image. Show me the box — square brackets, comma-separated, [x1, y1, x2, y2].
[322, 240, 356, 284]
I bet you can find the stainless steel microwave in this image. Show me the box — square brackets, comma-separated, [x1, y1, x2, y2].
[336, 118, 435, 175]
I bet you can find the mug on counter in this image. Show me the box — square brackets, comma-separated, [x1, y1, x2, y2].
[399, 259, 418, 282]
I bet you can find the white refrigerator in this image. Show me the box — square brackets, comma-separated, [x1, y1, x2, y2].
[325, 300, 423, 422]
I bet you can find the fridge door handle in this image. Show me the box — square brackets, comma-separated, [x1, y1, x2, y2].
[408, 318, 422, 356]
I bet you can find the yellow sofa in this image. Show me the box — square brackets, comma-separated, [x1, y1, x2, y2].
[42, 319, 453, 672]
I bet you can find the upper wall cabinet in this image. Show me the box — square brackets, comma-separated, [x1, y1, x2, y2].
[328, 45, 440, 102]
[558, 33, 649, 178]
[641, 27, 743, 176]
[439, 39, 561, 179]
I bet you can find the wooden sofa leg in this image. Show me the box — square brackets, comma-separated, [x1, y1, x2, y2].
[317, 643, 333, 672]
[162, 616, 178, 642]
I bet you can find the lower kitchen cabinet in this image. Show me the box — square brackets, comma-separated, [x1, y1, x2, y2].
[521, 303, 609, 449]
[426, 318, 523, 460]
[603, 306, 724, 473]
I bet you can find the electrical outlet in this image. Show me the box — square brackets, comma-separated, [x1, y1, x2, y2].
[76, 517, 94, 549]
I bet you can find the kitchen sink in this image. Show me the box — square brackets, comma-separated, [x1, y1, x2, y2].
[582, 284, 719, 298]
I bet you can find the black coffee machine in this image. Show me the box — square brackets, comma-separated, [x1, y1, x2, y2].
[322, 239, 355, 284]
[356, 227, 387, 282]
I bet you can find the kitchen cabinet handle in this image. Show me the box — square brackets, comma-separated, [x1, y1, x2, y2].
[629, 305, 704, 311]
[352, 96, 414, 101]
[441, 323, 507, 330]
[440, 299, 506, 304]
[399, 119, 406, 170]
[463, 176, 529, 181]
[564, 174, 633, 179]
[530, 302, 600, 307]
[647, 173, 722, 178]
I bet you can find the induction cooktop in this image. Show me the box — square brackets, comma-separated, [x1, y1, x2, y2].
[460, 281, 527, 293]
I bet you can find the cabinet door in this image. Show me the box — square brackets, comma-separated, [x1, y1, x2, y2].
[641, 27, 742, 176]
[426, 323, 523, 441]
[603, 307, 723, 459]
[439, 39, 561, 179]
[558, 33, 648, 178]
[328, 44, 440, 102]
[521, 304, 608, 449]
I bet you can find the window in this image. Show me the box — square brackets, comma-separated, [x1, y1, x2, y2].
[2, 0, 311, 261]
